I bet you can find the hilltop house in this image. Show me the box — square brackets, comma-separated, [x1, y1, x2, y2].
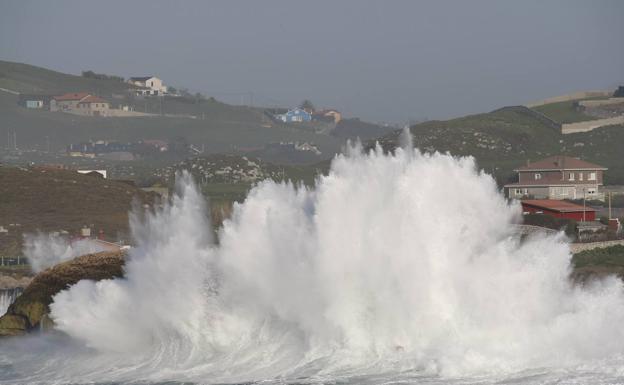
[128, 76, 167, 96]
[50, 93, 110, 116]
[276, 108, 312, 123]
[50, 92, 91, 112]
[76, 95, 110, 116]
[312, 109, 342, 124]
[504, 156, 607, 200]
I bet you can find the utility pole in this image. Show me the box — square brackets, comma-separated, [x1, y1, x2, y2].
[583, 187, 586, 222]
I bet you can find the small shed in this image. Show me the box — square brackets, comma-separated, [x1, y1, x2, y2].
[521, 199, 597, 221]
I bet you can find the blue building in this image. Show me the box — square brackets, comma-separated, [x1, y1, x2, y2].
[276, 108, 312, 123]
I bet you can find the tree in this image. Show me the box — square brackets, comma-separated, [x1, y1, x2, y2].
[299, 99, 315, 111]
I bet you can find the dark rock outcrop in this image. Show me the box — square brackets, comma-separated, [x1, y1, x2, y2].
[0, 251, 125, 336]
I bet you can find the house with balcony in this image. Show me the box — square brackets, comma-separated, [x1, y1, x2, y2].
[504, 156, 607, 200]
[128, 76, 167, 96]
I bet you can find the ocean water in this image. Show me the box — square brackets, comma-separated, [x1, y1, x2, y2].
[2, 143, 624, 384]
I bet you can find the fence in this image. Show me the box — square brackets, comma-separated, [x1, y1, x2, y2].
[0, 256, 28, 266]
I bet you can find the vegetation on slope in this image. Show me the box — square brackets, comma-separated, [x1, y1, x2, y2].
[532, 100, 597, 124]
[0, 165, 155, 255]
[0, 60, 131, 95]
[376, 107, 624, 185]
[571, 245, 624, 284]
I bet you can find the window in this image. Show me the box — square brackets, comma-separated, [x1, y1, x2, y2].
[579, 173, 583, 181]
[534, 173, 542, 180]
[568, 172, 575, 181]
[589, 172, 596, 181]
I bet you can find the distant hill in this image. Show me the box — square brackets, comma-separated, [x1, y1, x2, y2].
[331, 118, 396, 141]
[0, 165, 155, 255]
[376, 105, 624, 186]
[0, 61, 390, 164]
[0, 61, 130, 95]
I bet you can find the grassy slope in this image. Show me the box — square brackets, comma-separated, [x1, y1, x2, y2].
[532, 100, 598, 124]
[571, 245, 624, 283]
[0, 166, 155, 255]
[0, 61, 130, 95]
[376, 108, 624, 185]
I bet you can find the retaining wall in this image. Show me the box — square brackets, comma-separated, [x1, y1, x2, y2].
[578, 98, 624, 108]
[570, 239, 624, 254]
[525, 91, 612, 108]
[561, 116, 624, 134]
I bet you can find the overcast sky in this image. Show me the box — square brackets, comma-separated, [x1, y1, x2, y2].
[1, 0, 623, 122]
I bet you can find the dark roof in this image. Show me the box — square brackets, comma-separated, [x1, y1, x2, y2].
[521, 199, 597, 213]
[516, 156, 606, 171]
[129, 76, 154, 82]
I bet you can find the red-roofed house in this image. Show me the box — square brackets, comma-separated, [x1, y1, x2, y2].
[521, 199, 596, 221]
[50, 93, 110, 116]
[76, 95, 110, 116]
[50, 93, 91, 112]
[504, 156, 607, 200]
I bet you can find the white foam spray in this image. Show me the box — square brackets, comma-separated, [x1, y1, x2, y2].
[3, 145, 624, 384]
[23, 233, 107, 273]
[0, 289, 22, 316]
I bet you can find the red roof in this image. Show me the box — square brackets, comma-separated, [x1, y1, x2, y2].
[77, 95, 107, 104]
[516, 156, 606, 171]
[521, 199, 597, 213]
[53, 92, 90, 101]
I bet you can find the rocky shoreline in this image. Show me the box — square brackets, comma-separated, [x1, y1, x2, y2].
[0, 251, 125, 336]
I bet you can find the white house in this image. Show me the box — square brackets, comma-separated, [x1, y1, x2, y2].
[128, 76, 167, 96]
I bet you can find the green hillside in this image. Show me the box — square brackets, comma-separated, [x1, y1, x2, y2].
[0, 61, 399, 164]
[0, 165, 156, 255]
[0, 61, 347, 161]
[0, 61, 130, 95]
[532, 100, 598, 124]
[376, 106, 624, 185]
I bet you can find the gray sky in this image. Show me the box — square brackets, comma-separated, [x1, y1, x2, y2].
[1, 0, 623, 123]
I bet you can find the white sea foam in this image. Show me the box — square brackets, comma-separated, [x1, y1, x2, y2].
[2, 145, 624, 384]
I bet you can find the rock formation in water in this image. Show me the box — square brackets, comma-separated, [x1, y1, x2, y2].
[0, 251, 125, 336]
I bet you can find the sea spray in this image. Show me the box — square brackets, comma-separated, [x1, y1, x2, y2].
[0, 288, 22, 316]
[3, 146, 624, 384]
[23, 233, 108, 273]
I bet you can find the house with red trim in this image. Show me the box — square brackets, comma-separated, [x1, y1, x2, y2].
[504, 156, 607, 200]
